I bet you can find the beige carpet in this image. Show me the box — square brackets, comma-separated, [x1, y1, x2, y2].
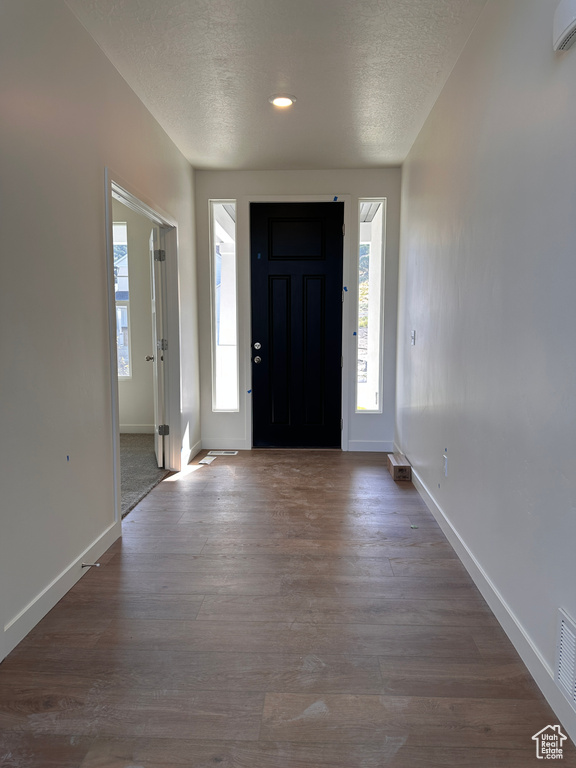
[119, 433, 169, 518]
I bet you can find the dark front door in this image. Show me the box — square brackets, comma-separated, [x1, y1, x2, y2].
[250, 202, 344, 448]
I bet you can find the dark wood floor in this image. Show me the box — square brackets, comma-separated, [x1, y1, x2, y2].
[1, 450, 574, 767]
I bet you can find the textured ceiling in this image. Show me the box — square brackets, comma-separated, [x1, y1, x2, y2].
[65, 0, 487, 170]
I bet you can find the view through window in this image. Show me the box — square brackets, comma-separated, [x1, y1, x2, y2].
[357, 200, 385, 412]
[211, 201, 239, 411]
[113, 222, 131, 377]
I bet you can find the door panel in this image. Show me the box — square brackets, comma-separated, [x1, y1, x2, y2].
[269, 219, 325, 259]
[251, 202, 344, 448]
[269, 275, 291, 426]
[303, 275, 325, 425]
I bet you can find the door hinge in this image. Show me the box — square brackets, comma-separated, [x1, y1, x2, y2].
[154, 249, 166, 262]
[158, 424, 170, 436]
[341, 356, 343, 368]
[340, 418, 343, 430]
[157, 338, 168, 351]
[342, 223, 345, 236]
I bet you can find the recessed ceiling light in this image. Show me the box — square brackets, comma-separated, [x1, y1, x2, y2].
[269, 94, 296, 108]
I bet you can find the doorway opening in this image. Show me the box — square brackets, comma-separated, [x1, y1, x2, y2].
[111, 200, 170, 515]
[105, 176, 180, 521]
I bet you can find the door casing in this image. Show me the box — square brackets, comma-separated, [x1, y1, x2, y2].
[105, 170, 181, 523]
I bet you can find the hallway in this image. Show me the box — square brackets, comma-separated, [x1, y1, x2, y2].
[0, 451, 570, 767]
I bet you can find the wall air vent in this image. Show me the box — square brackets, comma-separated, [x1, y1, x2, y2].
[555, 608, 576, 712]
[554, 0, 576, 50]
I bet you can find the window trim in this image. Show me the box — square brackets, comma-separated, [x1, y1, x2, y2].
[113, 220, 132, 380]
[355, 197, 386, 414]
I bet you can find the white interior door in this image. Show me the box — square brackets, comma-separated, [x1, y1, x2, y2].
[150, 226, 167, 467]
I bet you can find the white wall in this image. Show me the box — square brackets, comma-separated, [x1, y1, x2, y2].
[114, 200, 155, 433]
[0, 0, 199, 661]
[397, 0, 576, 738]
[195, 169, 401, 451]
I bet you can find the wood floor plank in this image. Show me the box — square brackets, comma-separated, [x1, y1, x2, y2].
[74, 568, 476, 600]
[196, 594, 495, 626]
[196, 595, 497, 627]
[259, 692, 556, 749]
[73, 570, 284, 596]
[103, 552, 396, 577]
[292, 595, 493, 626]
[199, 537, 456, 558]
[83, 740, 564, 768]
[94, 618, 483, 658]
[196, 594, 304, 623]
[175, 510, 417, 526]
[14, 614, 113, 651]
[6, 732, 572, 768]
[379, 657, 542, 699]
[120, 521, 451, 541]
[0, 734, 94, 768]
[0, 683, 264, 741]
[107, 536, 208, 554]
[389, 556, 471, 578]
[121, 507, 186, 522]
[276, 574, 476, 599]
[0, 647, 384, 695]
[75, 567, 477, 599]
[45, 591, 205, 621]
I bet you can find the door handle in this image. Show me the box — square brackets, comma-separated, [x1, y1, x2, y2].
[145, 355, 154, 362]
[253, 342, 262, 350]
[253, 356, 262, 364]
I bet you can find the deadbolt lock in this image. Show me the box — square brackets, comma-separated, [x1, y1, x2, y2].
[254, 356, 262, 364]
[253, 342, 262, 350]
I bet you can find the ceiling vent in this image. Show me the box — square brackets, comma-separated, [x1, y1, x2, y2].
[555, 608, 576, 711]
[554, 0, 576, 50]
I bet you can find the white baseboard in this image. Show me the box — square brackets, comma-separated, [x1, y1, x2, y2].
[199, 439, 394, 453]
[201, 438, 250, 451]
[119, 424, 155, 434]
[410, 466, 576, 743]
[1, 520, 121, 662]
[348, 440, 394, 452]
[182, 439, 202, 466]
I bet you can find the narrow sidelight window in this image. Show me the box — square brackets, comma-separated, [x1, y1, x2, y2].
[113, 222, 131, 378]
[356, 199, 386, 412]
[210, 201, 239, 411]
